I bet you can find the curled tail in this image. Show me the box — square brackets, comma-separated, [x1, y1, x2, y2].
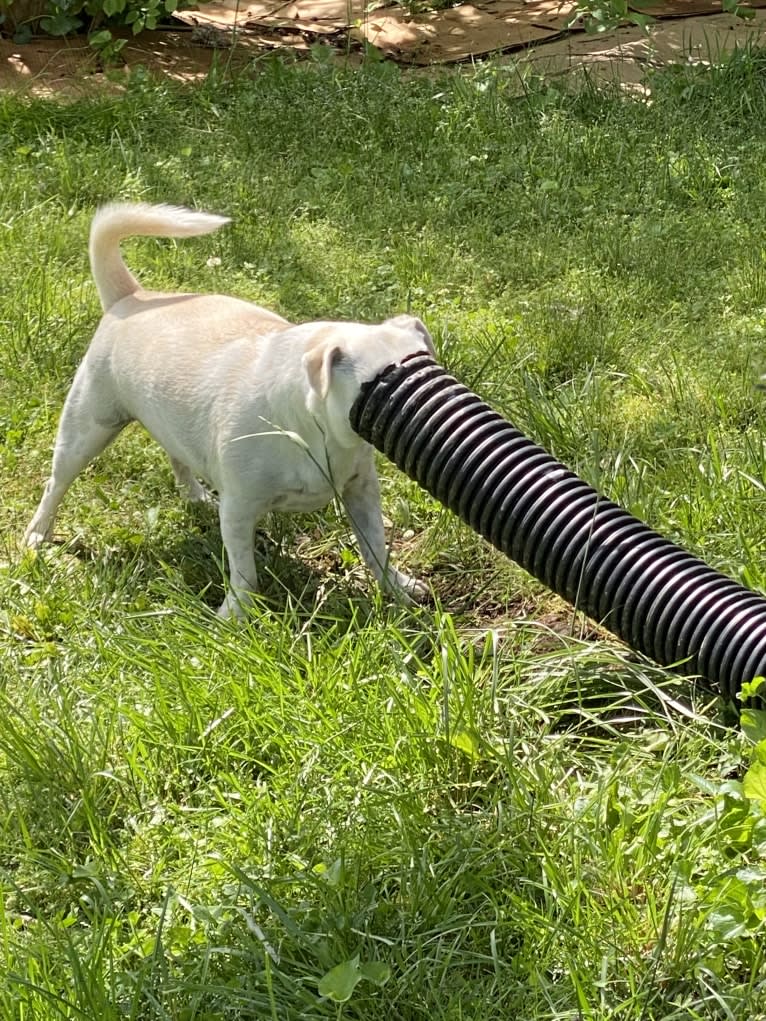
[89, 202, 231, 312]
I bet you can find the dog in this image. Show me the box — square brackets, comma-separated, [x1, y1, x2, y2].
[25, 203, 433, 617]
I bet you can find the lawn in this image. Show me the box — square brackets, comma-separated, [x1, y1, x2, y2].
[2, 49, 766, 1018]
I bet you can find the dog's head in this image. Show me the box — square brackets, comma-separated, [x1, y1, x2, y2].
[303, 315, 434, 446]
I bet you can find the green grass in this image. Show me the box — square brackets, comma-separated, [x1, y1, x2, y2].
[3, 48, 766, 1017]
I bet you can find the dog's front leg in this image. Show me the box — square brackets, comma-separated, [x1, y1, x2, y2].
[217, 496, 260, 618]
[342, 457, 426, 603]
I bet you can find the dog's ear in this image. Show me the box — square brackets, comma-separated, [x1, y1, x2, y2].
[386, 314, 435, 356]
[303, 339, 344, 399]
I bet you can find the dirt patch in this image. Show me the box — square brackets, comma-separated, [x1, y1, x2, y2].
[0, 30, 254, 96]
[2, 2, 766, 95]
[171, 0, 766, 68]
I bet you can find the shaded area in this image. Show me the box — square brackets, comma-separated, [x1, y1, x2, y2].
[0, 31, 258, 95]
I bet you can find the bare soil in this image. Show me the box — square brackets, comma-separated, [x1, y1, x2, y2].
[2, 0, 766, 95]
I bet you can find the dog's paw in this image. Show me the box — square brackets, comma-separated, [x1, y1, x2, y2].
[385, 569, 429, 605]
[217, 587, 258, 620]
[217, 597, 246, 620]
[186, 480, 218, 506]
[24, 526, 49, 549]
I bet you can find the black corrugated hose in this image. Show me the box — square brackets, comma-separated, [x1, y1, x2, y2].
[350, 353, 766, 700]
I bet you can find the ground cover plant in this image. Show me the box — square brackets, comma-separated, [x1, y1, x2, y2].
[3, 48, 766, 1018]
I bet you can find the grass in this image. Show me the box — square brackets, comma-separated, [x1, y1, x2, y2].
[2, 47, 766, 1017]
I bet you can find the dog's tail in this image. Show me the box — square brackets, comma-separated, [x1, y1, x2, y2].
[89, 202, 231, 312]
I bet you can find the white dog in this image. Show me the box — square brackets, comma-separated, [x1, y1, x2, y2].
[25, 203, 433, 616]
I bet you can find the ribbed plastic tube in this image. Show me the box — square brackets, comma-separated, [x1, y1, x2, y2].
[350, 354, 766, 698]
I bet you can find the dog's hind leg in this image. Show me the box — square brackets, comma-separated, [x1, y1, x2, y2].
[170, 457, 216, 505]
[25, 403, 125, 548]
